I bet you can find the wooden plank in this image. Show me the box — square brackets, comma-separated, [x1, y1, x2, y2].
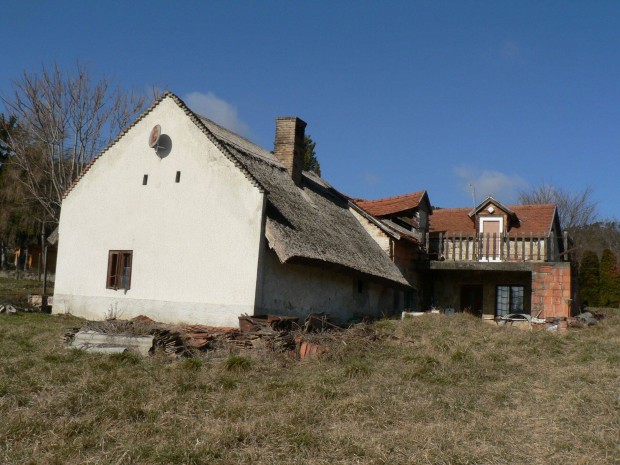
[485, 233, 490, 260]
[521, 233, 526, 261]
[450, 232, 455, 261]
[458, 232, 463, 261]
[537, 234, 541, 261]
[506, 233, 511, 260]
[499, 233, 504, 261]
[529, 233, 533, 261]
[465, 234, 470, 261]
[563, 231, 569, 261]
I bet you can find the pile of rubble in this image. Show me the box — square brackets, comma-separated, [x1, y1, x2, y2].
[63, 313, 337, 359]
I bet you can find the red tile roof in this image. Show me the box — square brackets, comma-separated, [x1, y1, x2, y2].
[356, 191, 426, 217]
[429, 204, 558, 235]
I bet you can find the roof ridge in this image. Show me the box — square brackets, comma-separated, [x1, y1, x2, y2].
[510, 203, 557, 209]
[197, 114, 266, 152]
[166, 93, 265, 192]
[359, 190, 425, 203]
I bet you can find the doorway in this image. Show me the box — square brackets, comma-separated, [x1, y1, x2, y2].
[460, 285, 483, 316]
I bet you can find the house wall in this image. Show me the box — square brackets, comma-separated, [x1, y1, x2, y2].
[53, 97, 265, 326]
[256, 247, 402, 324]
[393, 240, 426, 310]
[350, 209, 391, 255]
[417, 205, 430, 231]
[531, 262, 572, 319]
[476, 209, 509, 228]
[431, 270, 532, 319]
[349, 208, 424, 310]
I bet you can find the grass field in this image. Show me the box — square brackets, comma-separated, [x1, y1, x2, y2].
[0, 305, 619, 464]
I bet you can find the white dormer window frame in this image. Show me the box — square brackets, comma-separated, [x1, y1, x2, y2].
[479, 216, 503, 262]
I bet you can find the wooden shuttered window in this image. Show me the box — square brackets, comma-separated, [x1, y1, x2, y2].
[106, 250, 133, 290]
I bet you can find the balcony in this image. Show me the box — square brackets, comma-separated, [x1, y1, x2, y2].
[425, 231, 570, 263]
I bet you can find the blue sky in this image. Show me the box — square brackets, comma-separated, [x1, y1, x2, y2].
[2, 1, 619, 220]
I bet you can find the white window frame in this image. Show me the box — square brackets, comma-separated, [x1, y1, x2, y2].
[479, 217, 503, 262]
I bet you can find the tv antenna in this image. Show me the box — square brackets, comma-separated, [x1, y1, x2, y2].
[468, 183, 477, 209]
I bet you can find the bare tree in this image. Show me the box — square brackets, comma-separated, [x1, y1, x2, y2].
[518, 183, 598, 230]
[1, 63, 147, 224]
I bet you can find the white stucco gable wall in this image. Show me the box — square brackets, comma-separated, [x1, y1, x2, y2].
[53, 96, 265, 325]
[350, 208, 392, 255]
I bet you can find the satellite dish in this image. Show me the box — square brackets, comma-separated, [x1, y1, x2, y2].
[149, 125, 161, 149]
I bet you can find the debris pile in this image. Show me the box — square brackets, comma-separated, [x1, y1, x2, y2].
[63, 313, 338, 359]
[569, 311, 606, 328]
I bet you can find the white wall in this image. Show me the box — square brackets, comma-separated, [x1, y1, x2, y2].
[256, 246, 401, 324]
[350, 209, 392, 255]
[53, 97, 265, 326]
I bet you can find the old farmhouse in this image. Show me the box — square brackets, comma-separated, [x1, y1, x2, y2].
[52, 93, 411, 326]
[53, 92, 575, 326]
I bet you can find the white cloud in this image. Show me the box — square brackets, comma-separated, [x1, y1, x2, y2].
[360, 173, 381, 187]
[184, 91, 251, 137]
[500, 40, 525, 64]
[453, 165, 528, 204]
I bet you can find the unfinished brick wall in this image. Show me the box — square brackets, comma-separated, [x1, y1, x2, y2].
[531, 262, 572, 319]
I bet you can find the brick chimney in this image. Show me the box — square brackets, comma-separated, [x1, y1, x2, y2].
[274, 117, 306, 185]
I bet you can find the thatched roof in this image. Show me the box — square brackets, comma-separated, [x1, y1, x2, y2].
[198, 115, 410, 288]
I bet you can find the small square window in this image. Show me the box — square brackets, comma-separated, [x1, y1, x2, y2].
[107, 250, 133, 290]
[143, 175, 148, 185]
[175, 171, 181, 183]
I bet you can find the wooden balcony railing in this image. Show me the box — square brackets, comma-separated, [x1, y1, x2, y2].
[425, 231, 570, 262]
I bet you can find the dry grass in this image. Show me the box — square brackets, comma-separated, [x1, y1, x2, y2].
[0, 307, 619, 464]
